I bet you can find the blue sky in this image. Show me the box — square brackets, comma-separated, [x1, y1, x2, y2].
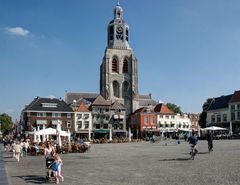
[0, 0, 240, 121]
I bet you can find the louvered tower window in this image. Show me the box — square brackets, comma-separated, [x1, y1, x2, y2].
[123, 59, 128, 73]
[112, 58, 118, 73]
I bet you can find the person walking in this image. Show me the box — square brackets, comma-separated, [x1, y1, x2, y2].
[3, 140, 8, 152]
[23, 140, 29, 157]
[206, 131, 213, 152]
[50, 154, 64, 184]
[44, 142, 56, 158]
[12, 141, 16, 158]
[14, 141, 21, 162]
[45, 142, 56, 179]
[20, 140, 24, 157]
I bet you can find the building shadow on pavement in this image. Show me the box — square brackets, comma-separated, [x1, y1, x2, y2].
[12, 175, 46, 184]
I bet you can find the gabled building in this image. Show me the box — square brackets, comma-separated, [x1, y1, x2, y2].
[109, 101, 126, 138]
[206, 90, 240, 135]
[154, 103, 176, 133]
[229, 90, 240, 134]
[72, 101, 92, 140]
[175, 113, 191, 131]
[129, 107, 157, 139]
[206, 94, 232, 129]
[20, 97, 74, 139]
[188, 113, 200, 130]
[90, 95, 112, 139]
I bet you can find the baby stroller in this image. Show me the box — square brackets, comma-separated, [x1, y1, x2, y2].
[46, 156, 55, 182]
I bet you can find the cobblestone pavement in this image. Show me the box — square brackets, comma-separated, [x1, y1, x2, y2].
[2, 140, 240, 185]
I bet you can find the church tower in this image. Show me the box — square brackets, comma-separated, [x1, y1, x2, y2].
[100, 3, 139, 116]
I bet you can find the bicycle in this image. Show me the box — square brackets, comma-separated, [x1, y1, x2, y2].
[190, 144, 197, 160]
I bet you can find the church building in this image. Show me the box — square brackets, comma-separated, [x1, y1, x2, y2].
[100, 3, 139, 116]
[65, 3, 157, 139]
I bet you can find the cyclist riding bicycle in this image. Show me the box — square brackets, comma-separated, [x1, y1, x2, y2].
[187, 131, 198, 155]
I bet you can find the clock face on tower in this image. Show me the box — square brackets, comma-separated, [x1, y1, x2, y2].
[116, 26, 123, 34]
[116, 26, 123, 40]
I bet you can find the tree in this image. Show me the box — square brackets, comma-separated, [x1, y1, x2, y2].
[202, 98, 214, 111]
[166, 103, 182, 114]
[199, 98, 214, 128]
[199, 111, 207, 128]
[0, 113, 13, 137]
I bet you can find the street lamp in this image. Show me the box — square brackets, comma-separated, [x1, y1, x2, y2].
[109, 124, 112, 141]
[56, 120, 62, 147]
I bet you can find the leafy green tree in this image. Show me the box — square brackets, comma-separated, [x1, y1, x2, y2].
[202, 98, 214, 111]
[0, 113, 13, 137]
[166, 103, 182, 114]
[199, 98, 214, 128]
[199, 111, 207, 128]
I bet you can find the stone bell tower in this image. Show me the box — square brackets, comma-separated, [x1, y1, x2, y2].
[100, 3, 139, 116]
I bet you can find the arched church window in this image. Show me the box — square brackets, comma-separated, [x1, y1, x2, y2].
[113, 81, 120, 98]
[117, 11, 121, 18]
[109, 26, 114, 40]
[112, 58, 118, 73]
[123, 59, 128, 73]
[126, 29, 129, 41]
[122, 81, 129, 97]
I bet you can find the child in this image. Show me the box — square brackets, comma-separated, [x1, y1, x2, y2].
[51, 154, 64, 184]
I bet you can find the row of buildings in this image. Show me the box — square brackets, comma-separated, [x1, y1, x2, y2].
[15, 3, 202, 141]
[18, 94, 199, 141]
[14, 3, 238, 140]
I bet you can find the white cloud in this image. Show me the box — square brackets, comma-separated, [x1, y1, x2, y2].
[5, 27, 30, 36]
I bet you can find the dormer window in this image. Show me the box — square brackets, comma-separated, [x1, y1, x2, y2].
[41, 103, 57, 108]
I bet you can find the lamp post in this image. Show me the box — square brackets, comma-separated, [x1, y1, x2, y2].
[57, 120, 62, 147]
[128, 127, 131, 142]
[109, 124, 112, 141]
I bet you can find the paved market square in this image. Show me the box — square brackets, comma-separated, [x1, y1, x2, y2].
[1, 140, 240, 185]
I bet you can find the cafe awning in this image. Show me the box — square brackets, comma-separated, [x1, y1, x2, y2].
[93, 129, 110, 133]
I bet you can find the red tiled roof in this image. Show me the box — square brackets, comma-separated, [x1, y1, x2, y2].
[132, 107, 155, 114]
[154, 103, 173, 114]
[77, 102, 90, 112]
[229, 90, 240, 103]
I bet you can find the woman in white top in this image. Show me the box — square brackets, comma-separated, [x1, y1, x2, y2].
[44, 142, 56, 158]
[45, 142, 56, 179]
[14, 142, 21, 162]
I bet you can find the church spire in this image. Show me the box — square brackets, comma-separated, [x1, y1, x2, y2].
[114, 2, 123, 20]
[107, 3, 130, 49]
